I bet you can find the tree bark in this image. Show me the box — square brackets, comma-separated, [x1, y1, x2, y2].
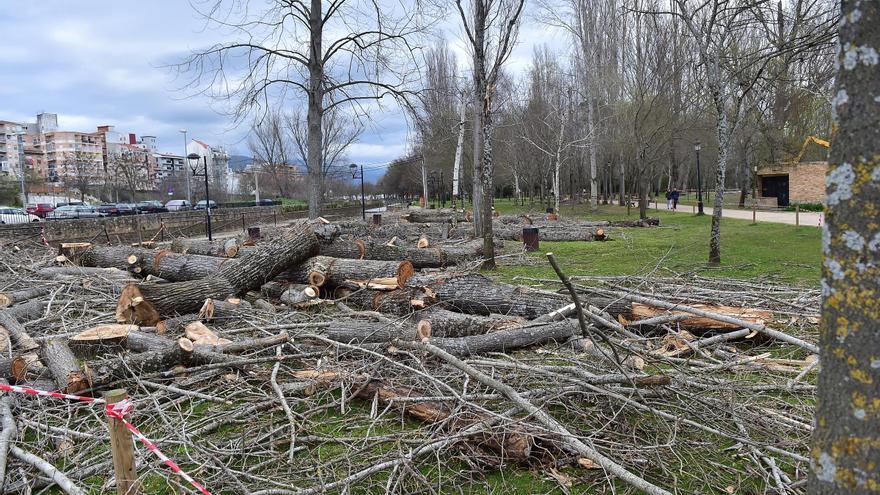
[40, 339, 88, 393]
[307, 0, 324, 219]
[0, 287, 52, 309]
[808, 2, 880, 491]
[282, 256, 414, 289]
[79, 245, 230, 282]
[170, 237, 242, 257]
[117, 223, 326, 324]
[427, 274, 630, 319]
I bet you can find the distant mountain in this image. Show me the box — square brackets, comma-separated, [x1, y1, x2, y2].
[227, 155, 252, 173]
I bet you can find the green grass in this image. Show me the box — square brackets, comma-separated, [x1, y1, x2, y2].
[491, 199, 821, 286]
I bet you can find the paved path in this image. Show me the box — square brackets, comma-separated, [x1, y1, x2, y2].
[665, 204, 823, 226]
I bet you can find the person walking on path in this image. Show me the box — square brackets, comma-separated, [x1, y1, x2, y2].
[665, 190, 673, 209]
[671, 189, 680, 210]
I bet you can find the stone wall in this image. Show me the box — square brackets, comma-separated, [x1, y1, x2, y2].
[788, 161, 827, 204]
[0, 205, 367, 244]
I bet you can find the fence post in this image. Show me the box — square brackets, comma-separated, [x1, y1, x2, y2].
[795, 204, 800, 226]
[241, 213, 245, 232]
[104, 389, 139, 495]
[752, 200, 757, 225]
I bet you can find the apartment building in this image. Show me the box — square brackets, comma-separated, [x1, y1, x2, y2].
[0, 121, 25, 178]
[187, 139, 233, 192]
[42, 130, 105, 184]
[154, 152, 185, 180]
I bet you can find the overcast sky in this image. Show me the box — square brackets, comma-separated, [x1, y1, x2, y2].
[0, 1, 565, 182]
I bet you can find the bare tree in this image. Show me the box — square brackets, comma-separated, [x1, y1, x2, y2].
[809, 1, 879, 491]
[248, 111, 295, 198]
[178, 0, 424, 219]
[287, 105, 363, 187]
[109, 150, 152, 202]
[455, 0, 526, 269]
[60, 150, 101, 202]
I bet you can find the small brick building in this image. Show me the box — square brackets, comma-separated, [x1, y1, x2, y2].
[756, 161, 827, 207]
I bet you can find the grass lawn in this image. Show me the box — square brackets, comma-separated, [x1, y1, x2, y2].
[489, 199, 822, 286]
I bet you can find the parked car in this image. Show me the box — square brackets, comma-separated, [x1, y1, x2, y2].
[55, 201, 85, 208]
[165, 199, 192, 211]
[47, 205, 106, 219]
[97, 204, 121, 216]
[135, 200, 168, 214]
[115, 203, 138, 216]
[0, 207, 41, 224]
[257, 199, 274, 206]
[25, 203, 55, 218]
[194, 200, 218, 210]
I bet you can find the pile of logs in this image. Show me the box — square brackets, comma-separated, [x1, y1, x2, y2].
[0, 211, 818, 495]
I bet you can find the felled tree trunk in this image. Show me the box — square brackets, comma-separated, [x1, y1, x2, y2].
[427, 274, 629, 319]
[628, 303, 772, 331]
[336, 287, 434, 315]
[88, 338, 195, 387]
[321, 238, 491, 269]
[0, 300, 47, 353]
[404, 210, 469, 223]
[0, 287, 52, 309]
[282, 256, 414, 289]
[322, 319, 417, 344]
[170, 237, 243, 257]
[415, 308, 525, 338]
[425, 319, 579, 357]
[117, 223, 327, 325]
[40, 339, 89, 393]
[493, 225, 607, 242]
[78, 245, 229, 282]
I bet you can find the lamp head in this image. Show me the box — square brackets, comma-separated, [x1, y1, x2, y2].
[349, 163, 357, 178]
[694, 142, 701, 152]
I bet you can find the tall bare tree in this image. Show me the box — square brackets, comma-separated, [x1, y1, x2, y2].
[809, 1, 879, 491]
[178, 0, 424, 218]
[455, 0, 526, 269]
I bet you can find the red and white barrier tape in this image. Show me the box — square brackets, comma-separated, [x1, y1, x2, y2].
[105, 400, 212, 495]
[0, 383, 212, 494]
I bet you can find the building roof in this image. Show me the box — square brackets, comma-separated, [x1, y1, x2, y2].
[192, 139, 210, 149]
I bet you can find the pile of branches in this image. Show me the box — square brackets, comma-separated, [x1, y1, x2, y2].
[0, 214, 819, 494]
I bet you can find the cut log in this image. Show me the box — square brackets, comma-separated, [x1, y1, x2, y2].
[77, 245, 230, 282]
[493, 224, 608, 242]
[628, 303, 773, 331]
[423, 319, 580, 357]
[427, 274, 630, 319]
[0, 300, 48, 353]
[280, 284, 319, 305]
[116, 223, 328, 325]
[415, 308, 526, 338]
[336, 287, 435, 315]
[417, 235, 430, 249]
[282, 256, 414, 289]
[322, 319, 417, 344]
[88, 338, 194, 387]
[404, 210, 469, 224]
[170, 236, 242, 257]
[58, 242, 92, 259]
[68, 324, 138, 357]
[0, 287, 53, 309]
[40, 339, 88, 393]
[321, 238, 489, 269]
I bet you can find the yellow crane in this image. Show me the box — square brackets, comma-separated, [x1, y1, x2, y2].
[791, 135, 831, 163]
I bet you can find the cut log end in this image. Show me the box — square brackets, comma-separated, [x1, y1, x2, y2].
[595, 228, 606, 240]
[309, 271, 327, 287]
[397, 261, 415, 288]
[417, 236, 430, 249]
[126, 254, 139, 265]
[116, 284, 160, 326]
[178, 337, 194, 353]
[0, 293, 10, 308]
[416, 320, 432, 341]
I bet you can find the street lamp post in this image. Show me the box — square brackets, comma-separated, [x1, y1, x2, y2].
[180, 129, 192, 204]
[440, 170, 445, 207]
[694, 142, 704, 215]
[187, 153, 212, 240]
[349, 163, 365, 220]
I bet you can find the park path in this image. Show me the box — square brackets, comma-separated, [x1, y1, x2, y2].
[721, 208, 823, 227]
[662, 204, 823, 227]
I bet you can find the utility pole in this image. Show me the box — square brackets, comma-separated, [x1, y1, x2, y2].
[180, 129, 192, 204]
[16, 133, 27, 207]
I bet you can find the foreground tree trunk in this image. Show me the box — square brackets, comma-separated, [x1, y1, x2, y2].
[307, 0, 324, 219]
[808, 3, 880, 491]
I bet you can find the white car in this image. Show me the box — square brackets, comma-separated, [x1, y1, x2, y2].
[47, 205, 106, 219]
[0, 207, 42, 224]
[165, 199, 192, 211]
